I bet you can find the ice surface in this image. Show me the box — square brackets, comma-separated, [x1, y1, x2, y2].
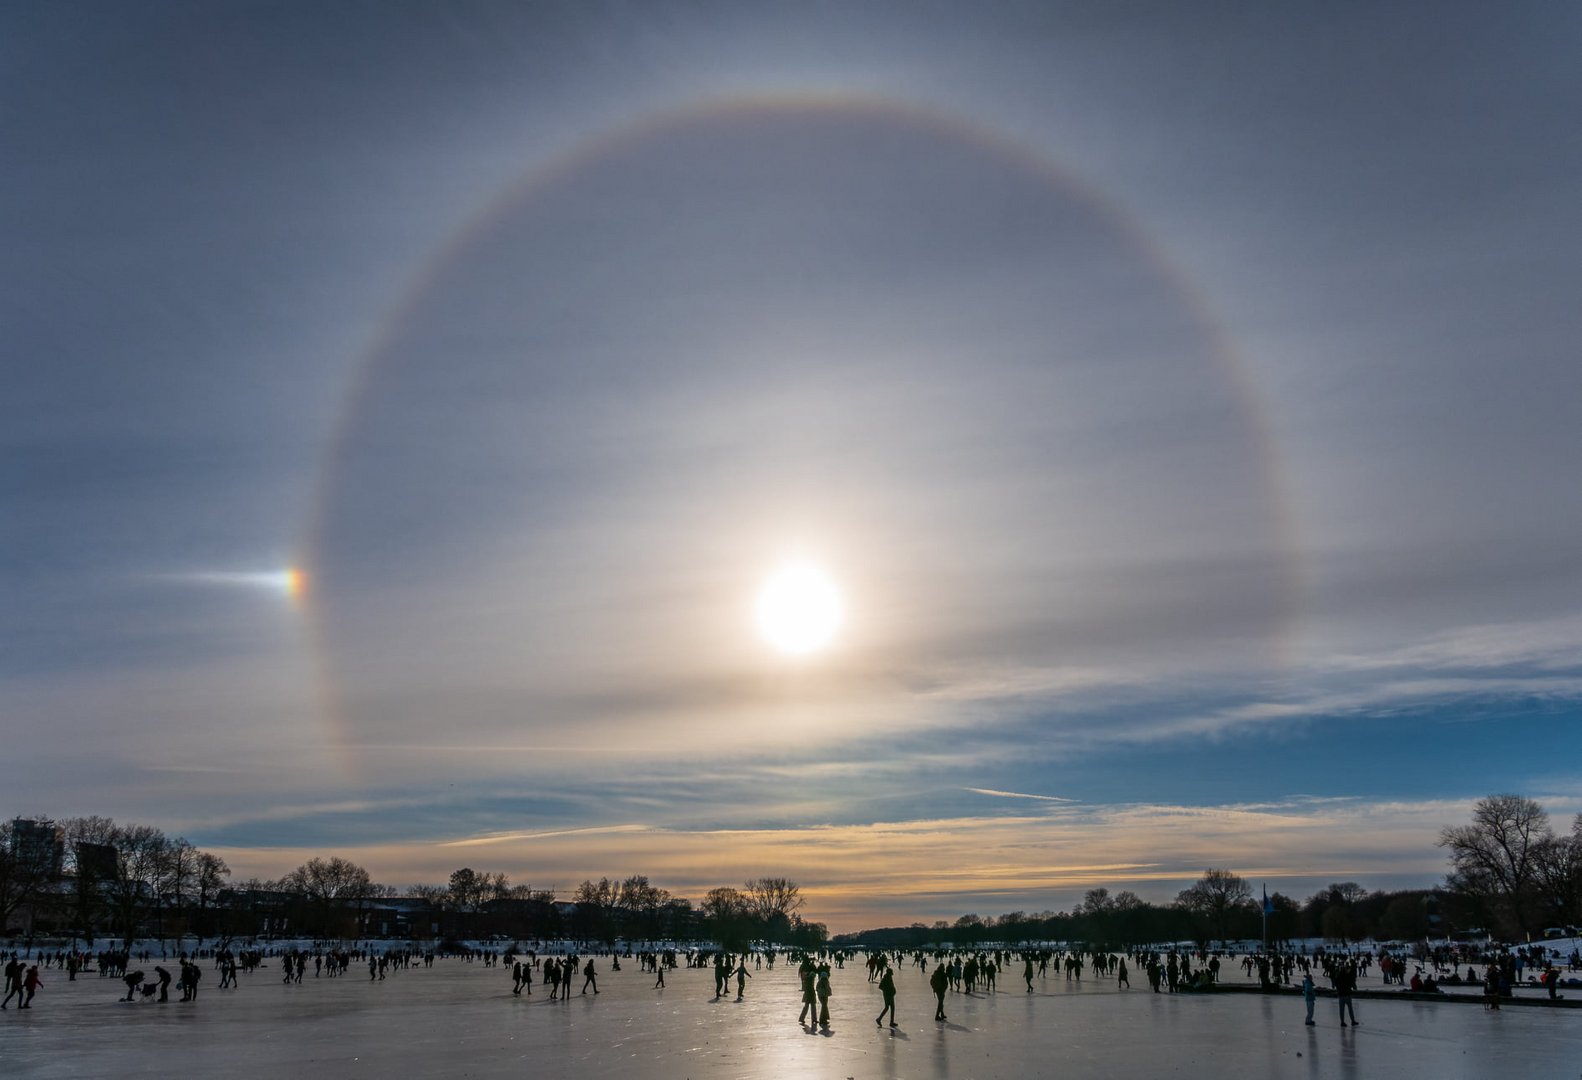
[3, 955, 1579, 1079]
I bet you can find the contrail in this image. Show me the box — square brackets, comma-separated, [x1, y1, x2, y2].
[965, 787, 1077, 803]
[441, 824, 651, 848]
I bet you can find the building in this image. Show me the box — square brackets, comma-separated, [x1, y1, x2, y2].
[9, 818, 65, 879]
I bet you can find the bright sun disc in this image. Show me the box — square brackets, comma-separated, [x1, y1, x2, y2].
[756, 562, 843, 655]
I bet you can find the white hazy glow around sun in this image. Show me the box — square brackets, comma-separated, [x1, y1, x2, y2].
[756, 562, 844, 655]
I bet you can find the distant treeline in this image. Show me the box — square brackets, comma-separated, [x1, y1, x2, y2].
[833, 877, 1450, 949]
[8, 796, 1577, 949]
[837, 796, 1582, 948]
[0, 815, 825, 949]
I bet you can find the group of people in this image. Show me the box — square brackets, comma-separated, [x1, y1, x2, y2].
[709, 952, 752, 999]
[507, 953, 598, 998]
[2, 958, 42, 1009]
[796, 956, 834, 1027]
[118, 959, 204, 1002]
[4, 936, 1573, 1030]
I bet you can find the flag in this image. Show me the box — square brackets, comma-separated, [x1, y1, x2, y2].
[1263, 884, 1274, 916]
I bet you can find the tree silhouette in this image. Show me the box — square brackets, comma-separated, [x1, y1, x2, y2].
[1439, 793, 1551, 935]
[1175, 869, 1254, 944]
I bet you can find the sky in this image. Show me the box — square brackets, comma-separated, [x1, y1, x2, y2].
[6, 1, 1582, 933]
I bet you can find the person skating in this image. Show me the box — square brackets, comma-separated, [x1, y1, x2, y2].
[816, 962, 832, 1028]
[875, 965, 897, 1028]
[20, 965, 40, 1009]
[1, 958, 23, 1009]
[797, 959, 817, 1024]
[930, 962, 949, 1021]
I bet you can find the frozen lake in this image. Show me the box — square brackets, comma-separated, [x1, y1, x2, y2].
[4, 955, 1579, 1078]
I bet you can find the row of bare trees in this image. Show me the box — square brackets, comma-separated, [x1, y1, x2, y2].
[1, 816, 231, 946]
[0, 817, 414, 945]
[883, 871, 1275, 949]
[1439, 794, 1582, 937]
[4, 815, 824, 948]
[699, 878, 823, 950]
[843, 798, 1582, 949]
[28, 796, 1566, 949]
[555, 874, 822, 948]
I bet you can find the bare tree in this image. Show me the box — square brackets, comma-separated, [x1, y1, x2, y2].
[484, 872, 511, 902]
[1439, 794, 1551, 935]
[106, 824, 169, 946]
[1175, 869, 1254, 944]
[616, 874, 670, 940]
[191, 851, 230, 945]
[156, 838, 199, 944]
[449, 867, 483, 911]
[573, 877, 618, 942]
[1078, 887, 1114, 915]
[742, 877, 804, 938]
[702, 886, 750, 950]
[1316, 883, 1369, 944]
[283, 856, 376, 939]
[1532, 813, 1582, 927]
[60, 816, 120, 943]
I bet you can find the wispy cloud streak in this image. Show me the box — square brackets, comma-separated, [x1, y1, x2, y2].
[965, 787, 1077, 803]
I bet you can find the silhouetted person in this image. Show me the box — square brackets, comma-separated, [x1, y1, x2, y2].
[797, 959, 817, 1024]
[875, 966, 897, 1028]
[155, 965, 172, 1003]
[930, 963, 949, 1021]
[1335, 964, 1358, 1025]
[1, 958, 22, 1009]
[581, 958, 598, 995]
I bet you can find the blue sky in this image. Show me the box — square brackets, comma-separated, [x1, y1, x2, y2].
[6, 2, 1581, 930]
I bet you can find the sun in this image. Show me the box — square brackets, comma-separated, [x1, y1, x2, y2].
[756, 562, 843, 655]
